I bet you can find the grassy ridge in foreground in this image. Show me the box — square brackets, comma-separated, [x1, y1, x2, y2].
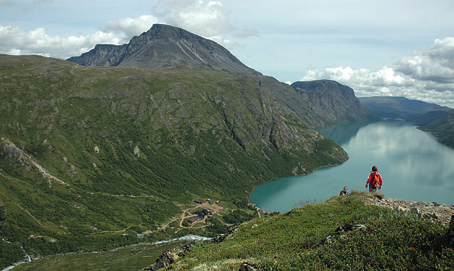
[165, 192, 453, 270]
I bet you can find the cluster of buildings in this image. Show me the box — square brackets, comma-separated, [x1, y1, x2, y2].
[187, 209, 210, 224]
[187, 198, 223, 224]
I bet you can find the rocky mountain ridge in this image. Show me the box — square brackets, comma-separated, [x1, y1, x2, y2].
[68, 24, 257, 76]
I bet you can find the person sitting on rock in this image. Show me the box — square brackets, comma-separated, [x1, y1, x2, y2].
[339, 186, 350, 196]
[366, 165, 383, 192]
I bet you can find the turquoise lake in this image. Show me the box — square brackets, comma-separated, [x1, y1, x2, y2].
[249, 120, 454, 213]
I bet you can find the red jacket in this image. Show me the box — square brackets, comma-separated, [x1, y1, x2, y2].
[366, 171, 383, 188]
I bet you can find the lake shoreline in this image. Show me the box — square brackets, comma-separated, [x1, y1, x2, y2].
[248, 160, 348, 209]
[249, 120, 454, 212]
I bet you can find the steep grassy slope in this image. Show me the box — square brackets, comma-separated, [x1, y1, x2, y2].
[159, 193, 453, 270]
[0, 55, 347, 264]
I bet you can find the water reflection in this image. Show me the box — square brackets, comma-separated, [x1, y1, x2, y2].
[250, 120, 454, 212]
[316, 121, 371, 145]
[349, 121, 454, 188]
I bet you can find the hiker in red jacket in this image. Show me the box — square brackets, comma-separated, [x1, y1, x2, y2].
[366, 165, 383, 192]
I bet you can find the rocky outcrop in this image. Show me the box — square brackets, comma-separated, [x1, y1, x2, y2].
[319, 224, 368, 245]
[362, 197, 454, 247]
[68, 24, 258, 76]
[291, 80, 370, 126]
[362, 197, 454, 227]
[2, 143, 25, 165]
[143, 244, 195, 271]
[239, 262, 259, 271]
[1, 138, 70, 187]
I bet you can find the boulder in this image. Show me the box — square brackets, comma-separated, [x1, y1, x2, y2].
[239, 262, 258, 271]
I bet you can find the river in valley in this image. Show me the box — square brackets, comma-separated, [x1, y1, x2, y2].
[250, 120, 454, 213]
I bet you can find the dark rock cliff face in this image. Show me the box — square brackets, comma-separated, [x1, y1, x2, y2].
[291, 80, 369, 126]
[68, 24, 257, 76]
[68, 44, 128, 66]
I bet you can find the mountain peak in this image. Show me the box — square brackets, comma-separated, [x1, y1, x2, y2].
[68, 24, 257, 75]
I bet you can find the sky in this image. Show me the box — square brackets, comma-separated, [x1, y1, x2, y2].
[1, 0, 454, 108]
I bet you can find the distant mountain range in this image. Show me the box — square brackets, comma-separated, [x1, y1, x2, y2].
[359, 96, 450, 118]
[359, 96, 453, 147]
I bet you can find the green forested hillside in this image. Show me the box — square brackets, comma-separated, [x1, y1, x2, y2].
[0, 55, 347, 266]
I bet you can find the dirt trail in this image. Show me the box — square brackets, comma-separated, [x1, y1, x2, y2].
[15, 202, 48, 228]
[1, 137, 69, 187]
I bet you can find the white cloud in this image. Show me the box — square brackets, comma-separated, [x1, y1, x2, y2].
[300, 66, 411, 93]
[395, 37, 454, 84]
[151, 0, 232, 37]
[299, 65, 454, 108]
[150, 0, 255, 49]
[103, 15, 159, 43]
[298, 37, 454, 108]
[0, 0, 251, 58]
[0, 25, 120, 59]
